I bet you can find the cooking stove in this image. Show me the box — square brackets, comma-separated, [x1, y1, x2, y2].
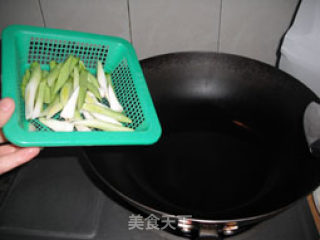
[0, 147, 317, 240]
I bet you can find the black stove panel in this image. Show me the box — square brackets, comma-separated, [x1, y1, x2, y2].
[0, 148, 318, 240]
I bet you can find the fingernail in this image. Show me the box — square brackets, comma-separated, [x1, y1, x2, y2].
[0, 98, 13, 112]
[27, 148, 39, 154]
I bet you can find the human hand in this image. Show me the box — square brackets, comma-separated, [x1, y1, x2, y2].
[0, 98, 40, 175]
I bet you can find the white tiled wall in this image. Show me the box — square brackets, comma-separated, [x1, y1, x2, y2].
[40, 0, 130, 41]
[219, 0, 299, 65]
[0, 0, 44, 32]
[129, 0, 220, 59]
[0, 0, 299, 65]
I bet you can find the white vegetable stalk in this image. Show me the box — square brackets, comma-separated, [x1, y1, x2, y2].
[60, 87, 80, 119]
[75, 124, 91, 131]
[108, 85, 123, 112]
[81, 110, 94, 120]
[73, 67, 79, 90]
[74, 119, 133, 132]
[25, 64, 41, 119]
[86, 94, 109, 109]
[39, 118, 74, 132]
[32, 81, 46, 119]
[97, 61, 108, 99]
[105, 73, 123, 112]
[91, 112, 122, 125]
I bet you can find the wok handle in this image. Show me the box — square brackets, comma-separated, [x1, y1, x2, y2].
[303, 102, 320, 157]
[310, 139, 320, 157]
[194, 224, 223, 240]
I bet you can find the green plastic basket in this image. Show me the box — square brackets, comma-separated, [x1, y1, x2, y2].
[1, 25, 161, 147]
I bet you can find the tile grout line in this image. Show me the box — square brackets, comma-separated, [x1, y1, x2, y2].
[38, 0, 46, 27]
[127, 0, 133, 44]
[217, 0, 223, 52]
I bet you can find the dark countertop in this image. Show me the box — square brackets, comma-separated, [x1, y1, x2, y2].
[0, 147, 318, 240]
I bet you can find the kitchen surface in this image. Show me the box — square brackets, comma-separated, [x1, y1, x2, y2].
[1, 0, 320, 239]
[0, 148, 318, 240]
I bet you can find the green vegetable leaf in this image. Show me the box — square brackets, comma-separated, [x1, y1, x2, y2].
[21, 69, 31, 98]
[49, 60, 57, 70]
[60, 79, 73, 107]
[77, 71, 89, 110]
[47, 62, 62, 87]
[32, 81, 46, 118]
[53, 55, 73, 94]
[44, 96, 63, 119]
[43, 82, 51, 104]
[78, 60, 86, 72]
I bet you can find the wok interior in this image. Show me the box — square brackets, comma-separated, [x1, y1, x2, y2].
[85, 53, 320, 220]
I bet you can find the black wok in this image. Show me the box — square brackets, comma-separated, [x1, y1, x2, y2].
[84, 52, 320, 239]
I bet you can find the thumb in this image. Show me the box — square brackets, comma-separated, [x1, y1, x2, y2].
[0, 98, 15, 128]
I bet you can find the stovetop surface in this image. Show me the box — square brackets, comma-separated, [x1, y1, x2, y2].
[0, 147, 318, 240]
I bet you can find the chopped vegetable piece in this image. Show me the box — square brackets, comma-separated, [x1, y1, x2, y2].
[85, 92, 99, 104]
[39, 118, 74, 132]
[53, 56, 73, 94]
[87, 83, 102, 101]
[97, 61, 108, 98]
[21, 69, 31, 98]
[105, 73, 123, 112]
[82, 103, 131, 123]
[60, 79, 73, 106]
[61, 87, 80, 119]
[69, 56, 79, 73]
[105, 73, 112, 86]
[45, 96, 63, 119]
[49, 60, 57, 70]
[92, 112, 122, 125]
[78, 60, 86, 72]
[32, 80, 46, 119]
[74, 119, 133, 132]
[43, 83, 51, 104]
[74, 110, 83, 120]
[42, 70, 49, 78]
[77, 71, 89, 110]
[81, 110, 94, 120]
[108, 85, 123, 112]
[47, 62, 62, 87]
[88, 72, 100, 90]
[25, 63, 41, 119]
[73, 66, 79, 90]
[75, 124, 91, 131]
[30, 62, 38, 69]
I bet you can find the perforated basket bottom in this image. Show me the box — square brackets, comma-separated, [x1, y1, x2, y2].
[24, 36, 145, 132]
[28, 37, 108, 67]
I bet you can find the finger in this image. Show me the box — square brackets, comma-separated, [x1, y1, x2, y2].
[0, 147, 40, 175]
[0, 129, 7, 143]
[0, 144, 19, 156]
[0, 98, 15, 128]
